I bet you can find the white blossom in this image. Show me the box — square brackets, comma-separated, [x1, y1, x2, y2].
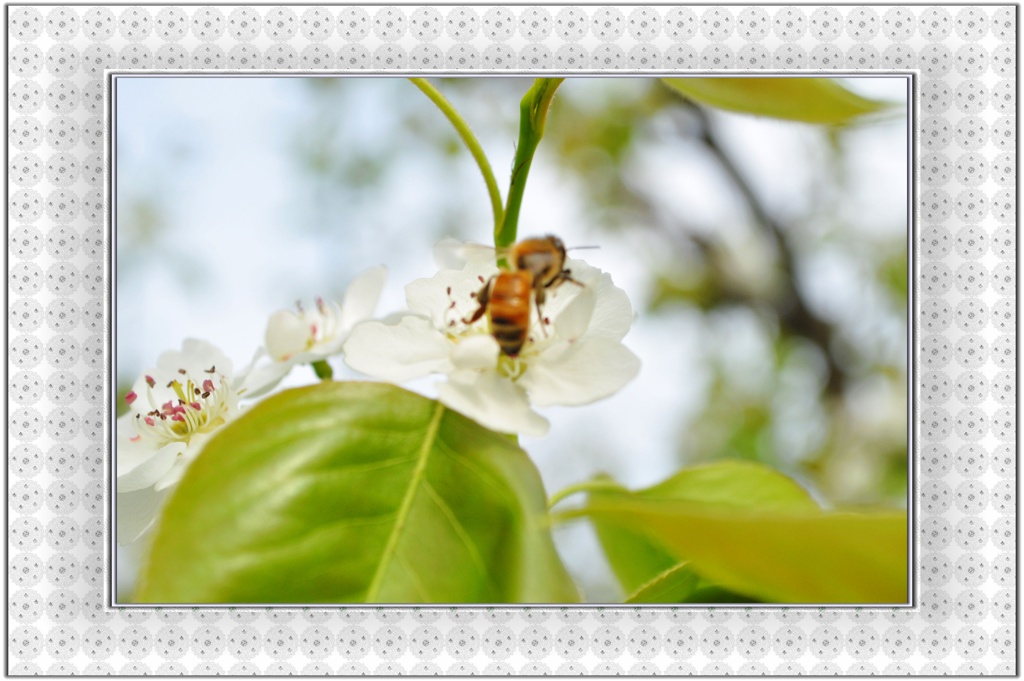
[236, 265, 386, 398]
[344, 248, 640, 436]
[116, 339, 240, 544]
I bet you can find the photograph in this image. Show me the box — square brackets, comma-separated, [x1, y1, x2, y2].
[113, 75, 910, 605]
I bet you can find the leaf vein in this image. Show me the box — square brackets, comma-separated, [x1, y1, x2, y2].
[422, 480, 493, 589]
[364, 402, 445, 601]
[441, 444, 518, 509]
[395, 552, 431, 602]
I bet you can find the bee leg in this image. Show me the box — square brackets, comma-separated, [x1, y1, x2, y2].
[541, 269, 583, 296]
[533, 291, 550, 338]
[533, 270, 582, 338]
[461, 277, 492, 325]
[557, 269, 585, 287]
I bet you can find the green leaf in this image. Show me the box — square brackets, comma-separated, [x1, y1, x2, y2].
[590, 482, 680, 596]
[626, 563, 757, 604]
[662, 78, 890, 125]
[584, 496, 908, 603]
[591, 461, 818, 597]
[135, 381, 578, 604]
[626, 562, 701, 603]
[637, 460, 819, 510]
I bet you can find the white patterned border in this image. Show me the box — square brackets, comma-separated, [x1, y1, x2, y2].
[7, 5, 1016, 675]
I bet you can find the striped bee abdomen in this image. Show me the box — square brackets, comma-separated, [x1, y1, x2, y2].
[487, 270, 533, 357]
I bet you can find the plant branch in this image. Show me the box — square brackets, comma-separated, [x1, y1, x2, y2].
[682, 102, 847, 396]
[545, 508, 589, 528]
[409, 78, 504, 235]
[548, 479, 624, 510]
[496, 78, 565, 249]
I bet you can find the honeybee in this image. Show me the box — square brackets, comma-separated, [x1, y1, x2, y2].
[462, 235, 584, 357]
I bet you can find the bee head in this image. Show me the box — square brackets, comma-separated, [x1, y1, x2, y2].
[545, 235, 566, 257]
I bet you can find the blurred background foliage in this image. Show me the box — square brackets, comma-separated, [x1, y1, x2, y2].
[117, 77, 908, 600]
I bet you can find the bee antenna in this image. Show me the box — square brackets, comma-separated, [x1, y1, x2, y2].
[568, 245, 600, 251]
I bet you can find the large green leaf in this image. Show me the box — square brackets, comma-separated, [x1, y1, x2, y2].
[662, 78, 890, 124]
[637, 460, 819, 509]
[591, 461, 818, 598]
[584, 496, 908, 604]
[135, 381, 578, 603]
[626, 563, 756, 604]
[589, 477, 679, 596]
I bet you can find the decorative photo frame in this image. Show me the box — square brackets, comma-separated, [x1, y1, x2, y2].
[8, 4, 1015, 674]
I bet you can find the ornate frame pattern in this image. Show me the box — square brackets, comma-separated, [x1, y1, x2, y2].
[7, 5, 1016, 674]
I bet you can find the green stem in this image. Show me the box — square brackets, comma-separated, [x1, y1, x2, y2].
[495, 78, 565, 249]
[311, 360, 333, 380]
[548, 478, 623, 510]
[408, 78, 504, 235]
[546, 508, 590, 528]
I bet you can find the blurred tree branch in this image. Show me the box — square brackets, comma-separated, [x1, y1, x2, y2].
[678, 101, 846, 397]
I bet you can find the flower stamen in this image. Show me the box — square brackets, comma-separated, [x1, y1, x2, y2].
[130, 370, 234, 446]
[497, 354, 527, 381]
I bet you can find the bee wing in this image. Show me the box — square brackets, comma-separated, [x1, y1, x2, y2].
[433, 239, 505, 269]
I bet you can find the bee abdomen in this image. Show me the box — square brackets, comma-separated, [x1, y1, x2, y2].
[490, 317, 528, 355]
[488, 271, 533, 357]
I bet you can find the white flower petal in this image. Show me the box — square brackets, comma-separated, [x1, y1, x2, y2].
[519, 336, 641, 407]
[344, 315, 453, 382]
[565, 257, 602, 281]
[235, 345, 267, 380]
[310, 301, 347, 356]
[117, 486, 171, 545]
[533, 261, 633, 342]
[433, 237, 469, 269]
[128, 372, 175, 413]
[405, 271, 461, 327]
[152, 428, 215, 491]
[265, 309, 310, 361]
[434, 239, 499, 269]
[438, 371, 550, 437]
[451, 334, 500, 370]
[118, 442, 185, 492]
[154, 455, 192, 491]
[235, 360, 292, 400]
[339, 265, 387, 334]
[583, 271, 635, 341]
[156, 338, 233, 378]
[406, 261, 498, 327]
[554, 284, 596, 341]
[116, 413, 147, 460]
